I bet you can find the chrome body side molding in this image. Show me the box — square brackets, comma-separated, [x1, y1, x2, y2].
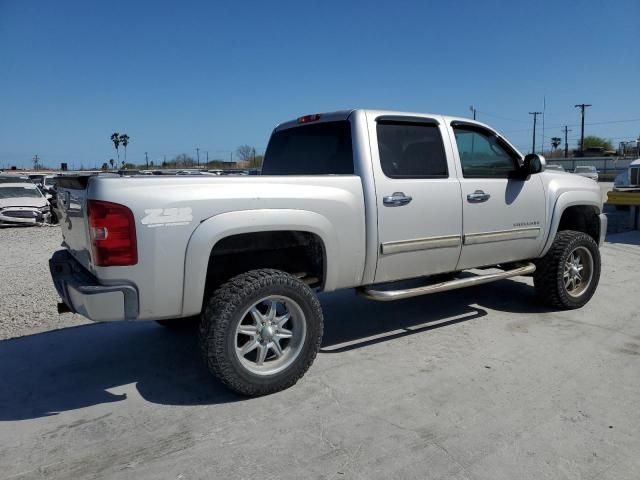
[380, 235, 461, 255]
[463, 227, 540, 245]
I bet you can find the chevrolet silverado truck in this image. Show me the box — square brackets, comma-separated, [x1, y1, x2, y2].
[50, 109, 606, 395]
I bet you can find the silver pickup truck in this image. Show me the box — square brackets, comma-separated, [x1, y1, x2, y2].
[50, 109, 606, 395]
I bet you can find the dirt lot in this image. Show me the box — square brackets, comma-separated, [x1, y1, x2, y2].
[0, 226, 87, 340]
[0, 209, 639, 479]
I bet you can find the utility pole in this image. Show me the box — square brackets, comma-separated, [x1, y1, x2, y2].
[32, 154, 40, 170]
[145, 152, 149, 168]
[562, 126, 572, 158]
[574, 103, 592, 156]
[206, 151, 209, 164]
[469, 105, 477, 120]
[196, 148, 200, 168]
[529, 112, 542, 154]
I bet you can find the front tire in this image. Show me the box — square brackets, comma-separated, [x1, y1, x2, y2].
[199, 269, 323, 396]
[534, 230, 601, 309]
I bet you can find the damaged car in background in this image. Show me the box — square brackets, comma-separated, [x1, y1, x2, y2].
[0, 175, 52, 226]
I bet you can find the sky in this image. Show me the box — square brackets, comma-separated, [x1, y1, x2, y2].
[0, 0, 639, 169]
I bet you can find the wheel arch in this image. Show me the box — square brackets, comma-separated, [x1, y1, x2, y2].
[181, 209, 339, 317]
[540, 191, 602, 257]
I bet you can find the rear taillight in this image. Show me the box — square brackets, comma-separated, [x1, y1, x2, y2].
[88, 200, 138, 266]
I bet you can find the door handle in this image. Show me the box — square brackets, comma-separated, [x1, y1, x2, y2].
[383, 192, 413, 207]
[467, 190, 491, 203]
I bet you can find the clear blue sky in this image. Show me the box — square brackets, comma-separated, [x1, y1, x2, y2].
[1, 0, 639, 169]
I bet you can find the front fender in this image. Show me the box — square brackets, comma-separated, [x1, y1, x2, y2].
[181, 209, 341, 317]
[539, 190, 603, 257]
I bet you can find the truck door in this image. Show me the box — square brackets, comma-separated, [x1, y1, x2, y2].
[449, 122, 547, 269]
[367, 114, 463, 283]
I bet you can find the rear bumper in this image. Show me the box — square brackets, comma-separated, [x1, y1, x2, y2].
[49, 250, 138, 321]
[598, 213, 607, 247]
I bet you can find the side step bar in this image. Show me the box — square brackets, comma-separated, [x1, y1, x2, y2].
[357, 262, 536, 302]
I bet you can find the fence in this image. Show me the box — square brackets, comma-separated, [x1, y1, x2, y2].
[546, 156, 636, 175]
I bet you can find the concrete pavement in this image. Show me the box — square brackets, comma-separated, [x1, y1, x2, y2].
[1, 232, 639, 479]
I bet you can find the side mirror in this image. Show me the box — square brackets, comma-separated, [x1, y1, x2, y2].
[522, 153, 546, 176]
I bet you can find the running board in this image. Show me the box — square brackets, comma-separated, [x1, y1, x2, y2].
[357, 263, 536, 302]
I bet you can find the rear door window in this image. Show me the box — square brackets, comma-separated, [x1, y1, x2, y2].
[376, 121, 448, 178]
[262, 121, 353, 175]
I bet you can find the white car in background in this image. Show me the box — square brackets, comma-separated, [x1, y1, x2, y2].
[573, 165, 598, 182]
[545, 164, 566, 172]
[0, 176, 51, 226]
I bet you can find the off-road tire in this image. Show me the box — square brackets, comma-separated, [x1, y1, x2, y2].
[534, 230, 601, 309]
[199, 269, 323, 396]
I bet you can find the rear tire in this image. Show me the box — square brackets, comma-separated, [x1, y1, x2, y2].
[199, 269, 323, 396]
[534, 230, 600, 309]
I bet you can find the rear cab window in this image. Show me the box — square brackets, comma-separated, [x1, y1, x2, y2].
[261, 121, 354, 175]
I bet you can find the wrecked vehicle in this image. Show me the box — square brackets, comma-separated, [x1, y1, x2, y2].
[0, 175, 52, 226]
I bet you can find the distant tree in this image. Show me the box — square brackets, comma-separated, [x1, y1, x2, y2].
[150, 160, 154, 167]
[161, 160, 167, 168]
[236, 145, 255, 162]
[101, 162, 109, 171]
[172, 153, 194, 168]
[119, 134, 130, 164]
[110, 133, 121, 164]
[581, 136, 613, 151]
[249, 155, 264, 168]
[109, 158, 115, 169]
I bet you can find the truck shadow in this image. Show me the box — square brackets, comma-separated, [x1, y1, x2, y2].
[0, 322, 241, 421]
[0, 278, 550, 420]
[320, 277, 547, 353]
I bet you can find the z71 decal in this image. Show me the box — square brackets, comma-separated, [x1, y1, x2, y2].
[141, 207, 193, 227]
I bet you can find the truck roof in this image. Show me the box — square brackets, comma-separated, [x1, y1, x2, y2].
[276, 108, 498, 131]
[273, 109, 522, 157]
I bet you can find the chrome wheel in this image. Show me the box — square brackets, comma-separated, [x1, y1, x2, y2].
[234, 295, 306, 376]
[563, 246, 593, 298]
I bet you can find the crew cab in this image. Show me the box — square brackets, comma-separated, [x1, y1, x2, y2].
[50, 109, 606, 395]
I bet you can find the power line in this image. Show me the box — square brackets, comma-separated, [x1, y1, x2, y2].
[476, 110, 530, 124]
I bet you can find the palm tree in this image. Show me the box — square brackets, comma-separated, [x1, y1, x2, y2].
[109, 158, 115, 170]
[550, 137, 562, 157]
[119, 134, 130, 164]
[110, 132, 120, 164]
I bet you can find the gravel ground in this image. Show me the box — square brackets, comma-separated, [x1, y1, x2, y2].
[0, 226, 88, 340]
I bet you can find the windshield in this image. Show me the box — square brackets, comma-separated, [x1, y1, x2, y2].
[0, 185, 44, 199]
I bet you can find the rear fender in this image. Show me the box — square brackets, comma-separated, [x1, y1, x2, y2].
[181, 209, 338, 317]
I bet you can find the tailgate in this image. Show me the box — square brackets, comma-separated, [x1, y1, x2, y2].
[56, 175, 95, 272]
